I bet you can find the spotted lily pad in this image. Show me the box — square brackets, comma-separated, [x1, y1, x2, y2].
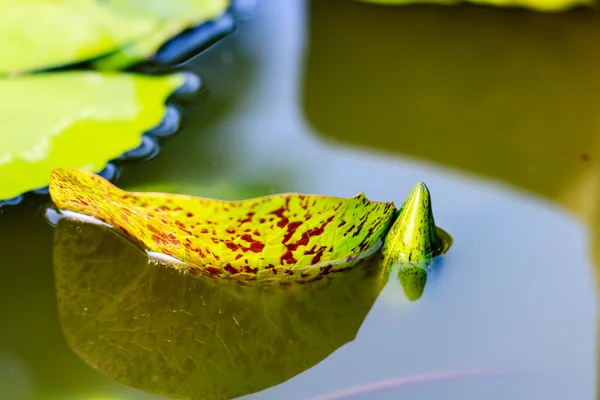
[0, 71, 184, 202]
[0, 0, 231, 75]
[52, 217, 386, 399]
[49, 168, 451, 285]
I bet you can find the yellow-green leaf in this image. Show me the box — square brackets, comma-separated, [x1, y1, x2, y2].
[52, 217, 385, 399]
[91, 0, 231, 70]
[0, 1, 153, 75]
[49, 168, 398, 282]
[0, 71, 184, 201]
[0, 0, 230, 75]
[351, 0, 591, 12]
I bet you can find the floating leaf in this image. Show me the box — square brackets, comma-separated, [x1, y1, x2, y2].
[53, 217, 386, 399]
[0, 71, 184, 201]
[49, 169, 452, 291]
[0, 0, 230, 75]
[351, 0, 590, 12]
[0, 1, 153, 75]
[50, 168, 398, 283]
[92, 0, 232, 70]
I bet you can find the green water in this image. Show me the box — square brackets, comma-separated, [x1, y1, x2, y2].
[1, 0, 599, 399]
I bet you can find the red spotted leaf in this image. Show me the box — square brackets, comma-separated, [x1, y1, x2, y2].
[49, 168, 398, 281]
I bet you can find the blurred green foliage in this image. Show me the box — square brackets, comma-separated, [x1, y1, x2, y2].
[0, 72, 183, 200]
[0, 0, 230, 74]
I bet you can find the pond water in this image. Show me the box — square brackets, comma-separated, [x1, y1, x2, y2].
[1, 0, 599, 399]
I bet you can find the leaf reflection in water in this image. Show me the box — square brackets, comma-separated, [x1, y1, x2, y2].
[52, 215, 386, 400]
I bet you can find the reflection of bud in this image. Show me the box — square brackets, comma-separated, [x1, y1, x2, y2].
[398, 265, 428, 301]
[382, 182, 444, 267]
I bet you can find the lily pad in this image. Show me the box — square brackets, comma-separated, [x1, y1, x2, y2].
[352, 0, 591, 11]
[52, 217, 386, 399]
[50, 168, 398, 284]
[0, 0, 231, 75]
[0, 71, 185, 203]
[49, 168, 452, 287]
[92, 0, 233, 70]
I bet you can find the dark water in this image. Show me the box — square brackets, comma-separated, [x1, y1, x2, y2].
[1, 0, 599, 399]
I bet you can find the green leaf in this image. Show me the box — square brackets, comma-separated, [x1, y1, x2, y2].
[50, 168, 399, 283]
[0, 1, 230, 75]
[0, 71, 184, 201]
[351, 0, 591, 12]
[0, 1, 153, 75]
[53, 217, 386, 399]
[91, 0, 231, 70]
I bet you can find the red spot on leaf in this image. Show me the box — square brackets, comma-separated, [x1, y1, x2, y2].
[282, 221, 303, 244]
[240, 234, 254, 242]
[311, 246, 327, 265]
[244, 266, 258, 274]
[266, 264, 277, 275]
[174, 221, 193, 236]
[249, 241, 264, 253]
[206, 266, 221, 275]
[238, 212, 255, 225]
[194, 248, 206, 258]
[280, 232, 309, 264]
[281, 250, 296, 265]
[224, 263, 239, 275]
[308, 215, 335, 237]
[320, 264, 333, 275]
[352, 221, 366, 237]
[269, 207, 289, 228]
[226, 241, 240, 251]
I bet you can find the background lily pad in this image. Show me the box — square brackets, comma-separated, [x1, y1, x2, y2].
[0, 71, 185, 203]
[92, 0, 233, 70]
[352, 0, 591, 11]
[0, 0, 231, 75]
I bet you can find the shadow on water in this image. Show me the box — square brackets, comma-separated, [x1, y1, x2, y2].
[52, 217, 385, 400]
[303, 1, 600, 396]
